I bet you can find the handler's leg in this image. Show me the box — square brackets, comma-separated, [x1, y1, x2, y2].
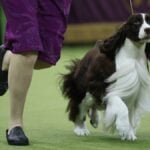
[8, 52, 38, 128]
[6, 52, 38, 145]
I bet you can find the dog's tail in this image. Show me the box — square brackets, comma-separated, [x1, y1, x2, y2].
[61, 59, 80, 99]
[61, 59, 85, 122]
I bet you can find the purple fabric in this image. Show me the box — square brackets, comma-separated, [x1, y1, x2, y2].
[69, 0, 150, 24]
[1, 0, 72, 65]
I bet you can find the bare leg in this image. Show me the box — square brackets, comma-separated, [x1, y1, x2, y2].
[8, 52, 38, 130]
[2, 50, 52, 130]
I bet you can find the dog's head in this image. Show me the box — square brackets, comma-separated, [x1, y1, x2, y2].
[100, 13, 150, 59]
[125, 13, 150, 43]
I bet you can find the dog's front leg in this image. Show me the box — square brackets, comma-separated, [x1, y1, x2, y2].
[104, 95, 136, 141]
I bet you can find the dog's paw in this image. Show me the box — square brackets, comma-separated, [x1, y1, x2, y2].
[74, 126, 90, 136]
[120, 130, 137, 141]
[116, 118, 137, 141]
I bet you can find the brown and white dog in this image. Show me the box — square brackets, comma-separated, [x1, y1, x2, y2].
[61, 13, 150, 141]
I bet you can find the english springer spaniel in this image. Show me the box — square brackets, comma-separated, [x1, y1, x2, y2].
[61, 13, 150, 141]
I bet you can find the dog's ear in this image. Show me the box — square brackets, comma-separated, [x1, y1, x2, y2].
[100, 23, 127, 60]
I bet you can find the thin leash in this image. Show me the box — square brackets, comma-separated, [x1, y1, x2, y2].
[129, 0, 134, 15]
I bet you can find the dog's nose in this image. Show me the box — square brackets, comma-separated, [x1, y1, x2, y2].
[144, 28, 150, 34]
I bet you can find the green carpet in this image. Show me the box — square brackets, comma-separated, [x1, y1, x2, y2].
[0, 46, 150, 150]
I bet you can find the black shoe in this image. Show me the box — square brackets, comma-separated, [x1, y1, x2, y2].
[6, 126, 29, 146]
[0, 45, 8, 96]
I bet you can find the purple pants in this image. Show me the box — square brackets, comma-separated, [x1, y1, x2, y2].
[1, 0, 72, 64]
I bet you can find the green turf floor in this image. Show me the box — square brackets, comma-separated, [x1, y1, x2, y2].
[0, 46, 150, 150]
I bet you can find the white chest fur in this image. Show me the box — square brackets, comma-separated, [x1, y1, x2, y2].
[105, 38, 150, 103]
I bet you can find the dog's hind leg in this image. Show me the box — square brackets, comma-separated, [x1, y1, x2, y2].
[74, 93, 94, 136]
[88, 107, 100, 128]
[104, 96, 136, 141]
